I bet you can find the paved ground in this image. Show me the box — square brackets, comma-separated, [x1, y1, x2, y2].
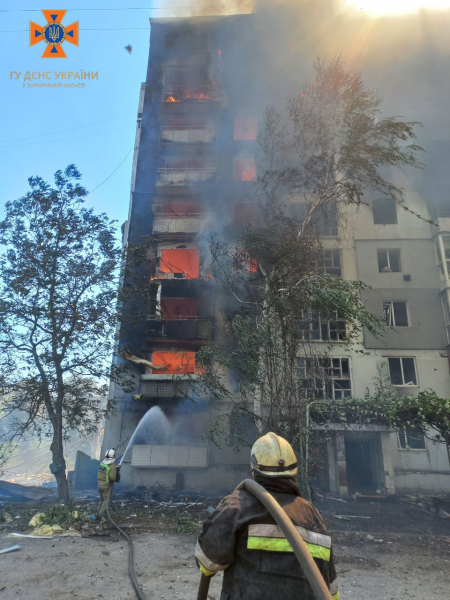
[1, 528, 450, 600]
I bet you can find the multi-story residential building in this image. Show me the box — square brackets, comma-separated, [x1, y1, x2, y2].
[102, 13, 450, 497]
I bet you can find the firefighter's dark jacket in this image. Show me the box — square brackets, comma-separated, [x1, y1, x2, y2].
[195, 476, 339, 600]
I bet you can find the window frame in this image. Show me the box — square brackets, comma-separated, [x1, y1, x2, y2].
[299, 309, 347, 342]
[316, 249, 342, 277]
[383, 301, 409, 327]
[297, 357, 352, 400]
[387, 357, 418, 387]
[377, 248, 402, 273]
[397, 427, 427, 451]
[372, 198, 398, 225]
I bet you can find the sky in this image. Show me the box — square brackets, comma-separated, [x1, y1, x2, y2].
[0, 2, 156, 228]
[2, 0, 450, 231]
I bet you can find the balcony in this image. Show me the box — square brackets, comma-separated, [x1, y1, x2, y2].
[139, 379, 185, 398]
[145, 317, 214, 341]
[153, 214, 215, 234]
[156, 168, 216, 187]
[162, 85, 220, 103]
[160, 125, 217, 144]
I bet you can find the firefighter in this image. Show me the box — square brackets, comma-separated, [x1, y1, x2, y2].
[195, 432, 340, 600]
[97, 448, 121, 518]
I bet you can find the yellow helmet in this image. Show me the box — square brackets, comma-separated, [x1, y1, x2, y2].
[251, 432, 298, 478]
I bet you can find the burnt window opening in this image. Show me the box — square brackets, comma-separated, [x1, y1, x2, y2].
[297, 357, 352, 400]
[300, 310, 347, 342]
[165, 29, 217, 51]
[316, 249, 342, 277]
[233, 159, 256, 182]
[378, 249, 401, 273]
[234, 117, 257, 141]
[372, 198, 397, 224]
[388, 357, 418, 386]
[383, 301, 409, 327]
[160, 248, 200, 279]
[397, 427, 426, 450]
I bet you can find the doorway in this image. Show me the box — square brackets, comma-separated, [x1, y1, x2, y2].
[344, 436, 384, 494]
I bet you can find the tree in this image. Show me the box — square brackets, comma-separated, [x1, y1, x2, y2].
[0, 165, 129, 501]
[188, 58, 423, 494]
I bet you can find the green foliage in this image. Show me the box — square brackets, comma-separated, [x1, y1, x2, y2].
[177, 515, 197, 534]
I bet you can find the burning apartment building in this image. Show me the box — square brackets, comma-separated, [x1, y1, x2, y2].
[102, 5, 450, 496]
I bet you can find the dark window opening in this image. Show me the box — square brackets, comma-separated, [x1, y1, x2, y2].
[316, 249, 342, 277]
[398, 428, 426, 450]
[373, 198, 397, 224]
[383, 302, 409, 327]
[377, 249, 401, 273]
[388, 357, 417, 386]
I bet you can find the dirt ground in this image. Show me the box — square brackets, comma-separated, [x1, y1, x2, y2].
[1, 496, 449, 600]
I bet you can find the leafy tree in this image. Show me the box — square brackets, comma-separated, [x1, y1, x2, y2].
[188, 58, 423, 494]
[0, 165, 130, 501]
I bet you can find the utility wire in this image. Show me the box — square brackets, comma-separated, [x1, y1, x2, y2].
[85, 145, 135, 199]
[0, 111, 135, 144]
[2, 125, 135, 149]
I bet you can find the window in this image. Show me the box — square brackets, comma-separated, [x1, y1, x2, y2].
[397, 427, 426, 450]
[289, 203, 338, 236]
[372, 198, 397, 224]
[383, 302, 409, 327]
[316, 250, 342, 276]
[233, 159, 256, 182]
[300, 310, 347, 342]
[297, 357, 352, 399]
[377, 249, 401, 273]
[234, 117, 257, 141]
[388, 357, 417, 386]
[151, 351, 196, 374]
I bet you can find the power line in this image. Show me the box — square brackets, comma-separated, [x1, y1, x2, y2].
[2, 125, 135, 150]
[85, 145, 135, 199]
[0, 111, 135, 144]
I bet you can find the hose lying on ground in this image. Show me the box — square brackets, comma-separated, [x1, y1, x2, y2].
[106, 490, 147, 600]
[197, 479, 334, 600]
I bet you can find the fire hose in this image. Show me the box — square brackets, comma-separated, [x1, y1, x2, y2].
[196, 479, 334, 600]
[106, 488, 147, 600]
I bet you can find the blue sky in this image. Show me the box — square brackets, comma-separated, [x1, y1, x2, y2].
[0, 2, 157, 228]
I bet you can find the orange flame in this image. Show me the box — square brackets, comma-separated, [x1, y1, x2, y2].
[165, 95, 181, 103]
[241, 170, 256, 182]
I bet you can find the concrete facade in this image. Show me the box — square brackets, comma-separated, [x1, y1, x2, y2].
[103, 10, 450, 497]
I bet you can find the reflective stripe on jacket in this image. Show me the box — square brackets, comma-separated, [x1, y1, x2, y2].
[98, 462, 118, 485]
[195, 476, 339, 600]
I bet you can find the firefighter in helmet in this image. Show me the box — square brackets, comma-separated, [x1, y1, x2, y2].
[195, 432, 339, 600]
[97, 448, 121, 518]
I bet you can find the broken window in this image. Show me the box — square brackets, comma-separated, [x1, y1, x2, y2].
[397, 427, 426, 450]
[300, 310, 347, 342]
[316, 249, 342, 276]
[383, 302, 409, 327]
[377, 249, 401, 273]
[232, 202, 257, 227]
[151, 351, 196, 374]
[388, 357, 418, 386]
[289, 203, 338, 236]
[297, 357, 352, 400]
[233, 159, 256, 182]
[234, 117, 257, 141]
[372, 198, 397, 224]
[160, 249, 200, 279]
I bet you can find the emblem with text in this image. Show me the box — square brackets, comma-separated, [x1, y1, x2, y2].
[30, 10, 79, 58]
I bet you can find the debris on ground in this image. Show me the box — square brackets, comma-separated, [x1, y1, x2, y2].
[0, 481, 53, 503]
[0, 545, 20, 555]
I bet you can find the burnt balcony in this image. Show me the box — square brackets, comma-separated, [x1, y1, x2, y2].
[156, 167, 216, 187]
[162, 85, 220, 103]
[145, 317, 214, 341]
[139, 379, 185, 399]
[153, 213, 215, 234]
[160, 124, 217, 144]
